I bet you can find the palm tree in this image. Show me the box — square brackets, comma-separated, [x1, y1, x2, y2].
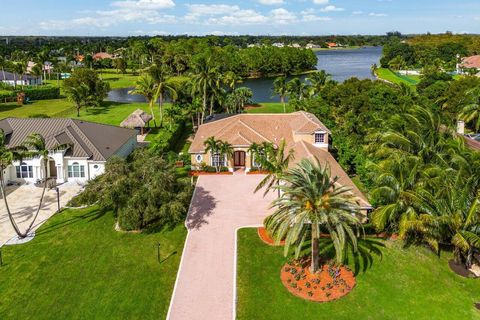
[371, 63, 378, 77]
[0, 56, 7, 83]
[64, 83, 91, 117]
[286, 77, 302, 101]
[265, 158, 362, 272]
[306, 70, 330, 95]
[204, 136, 223, 173]
[273, 76, 288, 112]
[219, 141, 234, 167]
[222, 71, 242, 91]
[21, 133, 70, 236]
[0, 130, 27, 237]
[191, 57, 219, 123]
[459, 87, 480, 132]
[254, 139, 294, 197]
[129, 75, 157, 125]
[149, 65, 177, 127]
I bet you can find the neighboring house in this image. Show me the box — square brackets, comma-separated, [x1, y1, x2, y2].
[0, 118, 137, 184]
[93, 52, 114, 60]
[189, 111, 372, 210]
[0, 71, 42, 86]
[458, 55, 480, 74]
[306, 43, 321, 49]
[272, 42, 285, 48]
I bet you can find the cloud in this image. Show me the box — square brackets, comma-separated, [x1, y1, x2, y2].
[111, 0, 175, 9]
[302, 15, 332, 22]
[319, 5, 344, 12]
[313, 0, 329, 4]
[40, 0, 176, 30]
[270, 8, 297, 24]
[352, 11, 363, 15]
[369, 12, 387, 17]
[258, 0, 284, 5]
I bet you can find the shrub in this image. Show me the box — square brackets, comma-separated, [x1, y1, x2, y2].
[150, 121, 186, 153]
[23, 86, 60, 100]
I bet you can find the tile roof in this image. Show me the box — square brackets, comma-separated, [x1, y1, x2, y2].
[0, 118, 137, 161]
[460, 55, 480, 69]
[189, 111, 330, 153]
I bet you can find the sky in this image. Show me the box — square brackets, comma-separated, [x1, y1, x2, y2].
[0, 0, 479, 36]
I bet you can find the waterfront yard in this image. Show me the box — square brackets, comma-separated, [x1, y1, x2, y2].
[376, 68, 420, 86]
[237, 228, 480, 320]
[0, 206, 186, 319]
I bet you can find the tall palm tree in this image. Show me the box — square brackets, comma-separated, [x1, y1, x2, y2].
[459, 87, 480, 132]
[0, 56, 7, 83]
[149, 65, 177, 127]
[265, 158, 362, 272]
[21, 133, 71, 236]
[222, 71, 242, 91]
[286, 77, 302, 101]
[254, 139, 294, 197]
[129, 75, 157, 124]
[191, 57, 219, 123]
[371, 63, 378, 77]
[64, 83, 91, 117]
[273, 76, 288, 113]
[219, 141, 234, 167]
[0, 130, 27, 237]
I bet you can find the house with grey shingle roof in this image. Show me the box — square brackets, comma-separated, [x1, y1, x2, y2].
[0, 71, 42, 86]
[0, 118, 137, 184]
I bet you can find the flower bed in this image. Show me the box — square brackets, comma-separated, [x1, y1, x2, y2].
[189, 171, 233, 176]
[247, 170, 271, 175]
[280, 258, 356, 302]
[257, 227, 285, 246]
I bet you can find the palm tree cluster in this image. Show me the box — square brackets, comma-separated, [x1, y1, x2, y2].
[367, 105, 480, 268]
[0, 130, 70, 238]
[203, 136, 233, 173]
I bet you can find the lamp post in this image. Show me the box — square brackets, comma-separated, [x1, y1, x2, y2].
[56, 187, 60, 212]
[157, 242, 161, 263]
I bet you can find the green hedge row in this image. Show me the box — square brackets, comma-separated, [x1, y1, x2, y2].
[23, 86, 60, 100]
[150, 121, 186, 153]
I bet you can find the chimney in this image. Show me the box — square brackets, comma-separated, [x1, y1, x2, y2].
[457, 120, 465, 135]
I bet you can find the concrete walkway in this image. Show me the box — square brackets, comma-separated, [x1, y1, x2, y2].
[167, 174, 275, 320]
[0, 183, 82, 246]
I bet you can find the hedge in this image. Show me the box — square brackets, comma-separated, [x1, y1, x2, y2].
[150, 121, 186, 153]
[23, 86, 60, 100]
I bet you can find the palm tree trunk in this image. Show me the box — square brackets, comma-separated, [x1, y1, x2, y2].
[0, 168, 25, 237]
[159, 93, 164, 128]
[25, 158, 48, 234]
[311, 225, 320, 273]
[281, 96, 285, 113]
[148, 99, 156, 127]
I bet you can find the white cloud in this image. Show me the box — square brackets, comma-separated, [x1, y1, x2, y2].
[319, 5, 344, 12]
[111, 0, 175, 9]
[302, 15, 332, 22]
[352, 11, 363, 15]
[369, 12, 387, 17]
[313, 0, 329, 4]
[258, 0, 284, 5]
[270, 8, 297, 24]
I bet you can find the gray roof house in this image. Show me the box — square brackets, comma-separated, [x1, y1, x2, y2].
[0, 118, 137, 184]
[0, 71, 42, 86]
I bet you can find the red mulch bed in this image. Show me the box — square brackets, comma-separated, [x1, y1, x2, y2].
[258, 227, 285, 246]
[189, 171, 233, 176]
[280, 258, 356, 302]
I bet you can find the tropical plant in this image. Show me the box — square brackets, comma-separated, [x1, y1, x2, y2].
[254, 139, 294, 197]
[64, 83, 91, 117]
[204, 136, 224, 173]
[265, 158, 362, 272]
[273, 76, 288, 113]
[459, 87, 480, 132]
[191, 57, 219, 123]
[222, 71, 242, 91]
[225, 87, 253, 114]
[306, 70, 330, 95]
[129, 75, 157, 124]
[149, 64, 177, 127]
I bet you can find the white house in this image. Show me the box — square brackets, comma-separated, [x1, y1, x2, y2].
[0, 71, 42, 86]
[0, 118, 137, 185]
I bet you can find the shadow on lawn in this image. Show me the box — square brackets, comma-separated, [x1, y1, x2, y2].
[317, 238, 385, 275]
[82, 101, 128, 116]
[35, 209, 107, 237]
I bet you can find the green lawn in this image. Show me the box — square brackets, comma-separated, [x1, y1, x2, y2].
[237, 228, 480, 320]
[246, 103, 294, 114]
[44, 70, 140, 90]
[0, 99, 74, 118]
[376, 68, 420, 86]
[0, 206, 186, 319]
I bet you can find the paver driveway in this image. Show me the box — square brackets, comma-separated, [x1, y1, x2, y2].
[167, 174, 275, 320]
[0, 183, 82, 246]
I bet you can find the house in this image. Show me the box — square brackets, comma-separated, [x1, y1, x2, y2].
[306, 43, 321, 49]
[0, 118, 137, 184]
[93, 52, 114, 60]
[327, 42, 338, 48]
[272, 42, 285, 48]
[0, 71, 42, 86]
[189, 111, 371, 210]
[458, 55, 480, 74]
[120, 109, 153, 135]
[290, 43, 301, 48]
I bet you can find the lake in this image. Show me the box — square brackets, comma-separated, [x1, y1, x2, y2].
[107, 46, 382, 103]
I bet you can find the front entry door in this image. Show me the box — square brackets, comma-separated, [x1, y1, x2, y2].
[234, 151, 246, 167]
[49, 160, 57, 178]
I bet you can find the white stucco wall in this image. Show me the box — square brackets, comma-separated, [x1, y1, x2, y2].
[88, 162, 105, 179]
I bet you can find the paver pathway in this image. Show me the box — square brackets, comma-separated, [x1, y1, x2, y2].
[167, 174, 275, 320]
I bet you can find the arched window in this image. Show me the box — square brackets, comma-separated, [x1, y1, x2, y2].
[16, 162, 33, 178]
[68, 162, 85, 178]
[195, 154, 203, 162]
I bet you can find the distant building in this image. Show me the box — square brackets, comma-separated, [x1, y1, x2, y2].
[306, 43, 321, 49]
[290, 43, 301, 48]
[93, 52, 114, 60]
[327, 42, 338, 48]
[272, 42, 284, 48]
[0, 71, 42, 86]
[458, 55, 480, 74]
